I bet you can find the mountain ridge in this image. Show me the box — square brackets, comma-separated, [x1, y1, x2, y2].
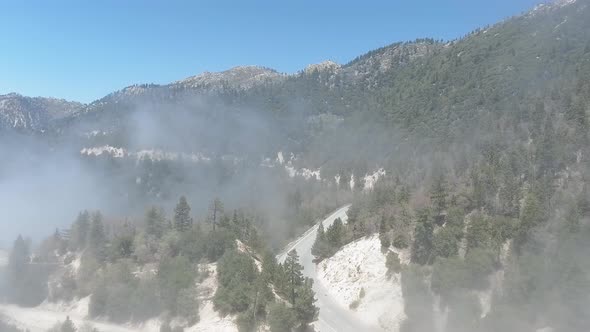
[0, 0, 584, 137]
[0, 93, 84, 131]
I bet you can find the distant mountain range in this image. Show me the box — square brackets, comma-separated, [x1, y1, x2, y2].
[0, 93, 83, 131]
[1, 0, 587, 162]
[0, 36, 440, 133]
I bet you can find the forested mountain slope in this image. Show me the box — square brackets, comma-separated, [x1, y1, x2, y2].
[0, 93, 83, 131]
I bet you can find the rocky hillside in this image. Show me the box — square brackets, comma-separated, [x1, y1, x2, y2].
[0, 93, 83, 131]
[3, 0, 587, 144]
[175, 65, 285, 91]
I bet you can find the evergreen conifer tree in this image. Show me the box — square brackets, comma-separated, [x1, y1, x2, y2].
[174, 196, 192, 232]
[284, 250, 304, 305]
[87, 211, 106, 261]
[145, 206, 166, 238]
[61, 316, 76, 332]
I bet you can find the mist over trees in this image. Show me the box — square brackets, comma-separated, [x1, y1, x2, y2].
[1, 196, 321, 331]
[1, 1, 590, 331]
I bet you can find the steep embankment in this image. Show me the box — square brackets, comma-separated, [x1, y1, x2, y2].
[190, 263, 238, 332]
[317, 235, 410, 331]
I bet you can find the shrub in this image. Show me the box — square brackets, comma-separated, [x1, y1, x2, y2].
[463, 248, 495, 289]
[213, 250, 258, 314]
[379, 232, 391, 249]
[131, 278, 162, 320]
[176, 287, 199, 324]
[431, 257, 466, 298]
[433, 226, 459, 258]
[393, 233, 409, 249]
[349, 299, 361, 310]
[267, 302, 297, 332]
[386, 252, 402, 276]
[158, 256, 196, 314]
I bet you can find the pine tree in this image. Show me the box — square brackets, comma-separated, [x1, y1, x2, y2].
[145, 206, 166, 238]
[379, 216, 391, 248]
[411, 211, 434, 265]
[515, 192, 542, 251]
[430, 172, 448, 214]
[52, 228, 67, 255]
[261, 250, 278, 283]
[294, 278, 319, 327]
[87, 211, 106, 261]
[351, 218, 367, 240]
[230, 210, 241, 236]
[284, 250, 304, 305]
[577, 181, 590, 215]
[311, 223, 327, 258]
[174, 196, 192, 232]
[538, 119, 557, 177]
[69, 210, 90, 250]
[499, 160, 520, 217]
[208, 198, 224, 232]
[8, 235, 29, 279]
[288, 189, 303, 212]
[325, 218, 344, 249]
[471, 171, 486, 209]
[568, 96, 588, 143]
[61, 316, 76, 332]
[268, 302, 297, 332]
[232, 210, 239, 226]
[398, 185, 410, 204]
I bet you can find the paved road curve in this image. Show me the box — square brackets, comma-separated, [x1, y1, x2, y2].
[278, 205, 377, 332]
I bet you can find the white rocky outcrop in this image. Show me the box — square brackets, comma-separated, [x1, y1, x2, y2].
[176, 66, 284, 91]
[189, 263, 238, 332]
[317, 235, 409, 331]
[363, 168, 386, 191]
[80, 146, 210, 163]
[304, 60, 341, 75]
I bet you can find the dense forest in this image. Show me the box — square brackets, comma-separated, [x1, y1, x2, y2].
[2, 197, 321, 331]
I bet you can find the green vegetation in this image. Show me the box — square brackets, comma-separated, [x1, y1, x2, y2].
[311, 217, 346, 260]
[400, 265, 435, 332]
[212, 247, 318, 331]
[385, 251, 402, 277]
[267, 302, 297, 332]
[5, 235, 50, 306]
[349, 287, 366, 310]
[3, 196, 320, 331]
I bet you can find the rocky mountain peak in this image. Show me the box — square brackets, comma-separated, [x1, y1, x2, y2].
[303, 60, 341, 75]
[174, 65, 284, 91]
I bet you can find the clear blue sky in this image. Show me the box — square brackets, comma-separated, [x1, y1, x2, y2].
[0, 0, 540, 103]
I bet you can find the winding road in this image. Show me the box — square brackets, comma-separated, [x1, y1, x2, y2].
[278, 205, 376, 332]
